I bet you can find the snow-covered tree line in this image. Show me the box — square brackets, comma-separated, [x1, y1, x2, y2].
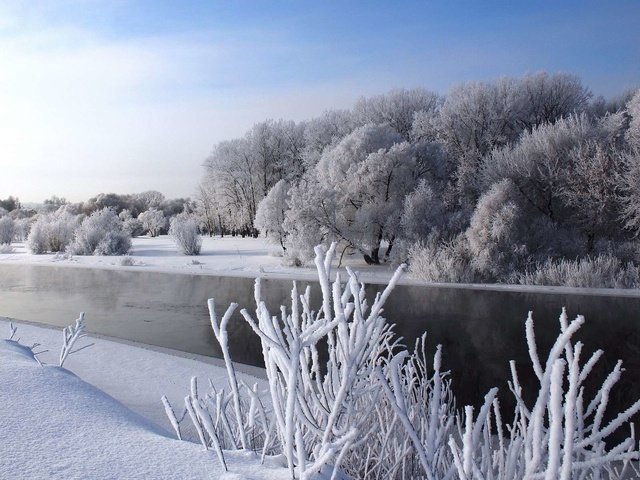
[0, 191, 203, 256]
[198, 72, 640, 287]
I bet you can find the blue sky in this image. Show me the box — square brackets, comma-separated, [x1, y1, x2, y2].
[0, 0, 638, 202]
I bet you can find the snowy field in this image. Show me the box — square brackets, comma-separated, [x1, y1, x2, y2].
[0, 317, 300, 480]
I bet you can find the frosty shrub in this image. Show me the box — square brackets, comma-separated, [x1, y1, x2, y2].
[139, 208, 167, 237]
[119, 209, 144, 237]
[169, 213, 202, 255]
[94, 231, 132, 256]
[408, 236, 476, 283]
[70, 208, 130, 255]
[0, 243, 14, 253]
[119, 255, 136, 266]
[0, 216, 15, 244]
[47, 213, 78, 252]
[26, 219, 49, 254]
[518, 254, 640, 288]
[166, 243, 640, 479]
[26, 212, 77, 254]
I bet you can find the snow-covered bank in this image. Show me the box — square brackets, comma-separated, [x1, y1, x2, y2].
[2, 235, 640, 296]
[0, 235, 395, 284]
[0, 321, 300, 479]
[0, 317, 264, 431]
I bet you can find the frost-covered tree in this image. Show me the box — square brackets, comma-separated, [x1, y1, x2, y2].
[627, 89, 640, 149]
[619, 149, 640, 235]
[353, 88, 441, 140]
[0, 216, 15, 245]
[282, 178, 335, 265]
[400, 179, 468, 244]
[466, 179, 529, 279]
[316, 123, 403, 188]
[302, 109, 356, 168]
[435, 73, 590, 201]
[516, 71, 591, 129]
[254, 179, 290, 252]
[0, 196, 20, 212]
[169, 213, 202, 255]
[482, 114, 595, 222]
[434, 78, 523, 200]
[134, 190, 165, 212]
[13, 217, 33, 242]
[287, 125, 451, 264]
[202, 138, 259, 235]
[194, 182, 219, 236]
[247, 119, 306, 195]
[160, 197, 189, 218]
[138, 208, 167, 237]
[560, 141, 624, 248]
[200, 119, 307, 237]
[291, 124, 406, 264]
[70, 208, 130, 255]
[42, 195, 68, 213]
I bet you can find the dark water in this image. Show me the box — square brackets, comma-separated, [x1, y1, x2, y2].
[1, 263, 639, 426]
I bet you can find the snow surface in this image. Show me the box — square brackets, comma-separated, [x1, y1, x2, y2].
[0, 235, 396, 284]
[0, 318, 303, 480]
[1, 235, 640, 296]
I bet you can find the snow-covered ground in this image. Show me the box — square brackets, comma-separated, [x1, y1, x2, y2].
[0, 235, 397, 284]
[2, 235, 640, 296]
[0, 317, 299, 480]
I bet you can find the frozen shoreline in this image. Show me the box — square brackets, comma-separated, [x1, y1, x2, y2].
[1, 235, 640, 296]
[0, 316, 264, 431]
[0, 316, 305, 479]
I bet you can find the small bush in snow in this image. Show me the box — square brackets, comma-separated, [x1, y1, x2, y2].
[0, 216, 15, 244]
[0, 243, 14, 253]
[26, 220, 49, 254]
[47, 213, 77, 252]
[94, 231, 132, 256]
[26, 212, 77, 254]
[518, 254, 640, 288]
[408, 236, 476, 283]
[169, 213, 202, 255]
[70, 208, 130, 256]
[119, 255, 136, 266]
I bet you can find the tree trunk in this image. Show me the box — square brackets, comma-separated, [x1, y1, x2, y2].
[383, 239, 394, 262]
[364, 229, 384, 264]
[364, 246, 380, 265]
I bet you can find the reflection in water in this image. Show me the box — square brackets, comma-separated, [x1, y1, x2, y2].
[1, 264, 639, 430]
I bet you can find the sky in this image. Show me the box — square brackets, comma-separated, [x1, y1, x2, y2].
[0, 0, 638, 203]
